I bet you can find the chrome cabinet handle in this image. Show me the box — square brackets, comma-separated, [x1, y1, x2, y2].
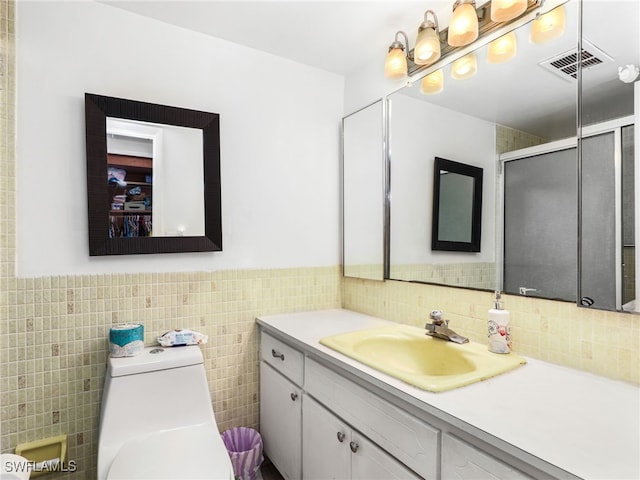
[336, 432, 345, 443]
[271, 349, 285, 361]
[290, 392, 298, 401]
[349, 441, 359, 453]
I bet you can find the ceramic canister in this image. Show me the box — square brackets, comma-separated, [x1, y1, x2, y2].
[109, 323, 144, 357]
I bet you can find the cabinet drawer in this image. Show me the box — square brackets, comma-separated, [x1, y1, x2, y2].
[260, 332, 304, 385]
[305, 357, 439, 480]
[442, 434, 536, 480]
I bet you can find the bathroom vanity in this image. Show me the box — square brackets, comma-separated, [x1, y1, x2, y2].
[257, 309, 639, 480]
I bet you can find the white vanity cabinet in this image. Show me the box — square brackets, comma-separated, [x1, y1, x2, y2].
[260, 333, 304, 480]
[259, 321, 585, 480]
[304, 357, 440, 479]
[303, 396, 419, 480]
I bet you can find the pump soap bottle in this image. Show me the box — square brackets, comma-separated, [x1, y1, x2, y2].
[488, 291, 511, 354]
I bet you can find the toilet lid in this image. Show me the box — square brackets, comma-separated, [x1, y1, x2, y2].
[107, 424, 234, 479]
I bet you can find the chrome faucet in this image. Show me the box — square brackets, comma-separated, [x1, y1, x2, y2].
[425, 310, 469, 344]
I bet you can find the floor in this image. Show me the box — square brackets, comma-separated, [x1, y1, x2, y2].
[261, 456, 285, 480]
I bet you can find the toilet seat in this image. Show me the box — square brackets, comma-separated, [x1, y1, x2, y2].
[107, 424, 234, 479]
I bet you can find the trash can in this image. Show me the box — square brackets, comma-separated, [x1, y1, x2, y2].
[221, 427, 264, 480]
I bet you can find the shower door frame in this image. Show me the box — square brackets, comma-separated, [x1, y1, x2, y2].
[497, 115, 634, 308]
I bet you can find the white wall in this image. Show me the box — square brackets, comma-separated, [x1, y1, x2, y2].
[16, 1, 343, 276]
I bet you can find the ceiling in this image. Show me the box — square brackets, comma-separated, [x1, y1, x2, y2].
[100, 0, 638, 138]
[100, 0, 453, 76]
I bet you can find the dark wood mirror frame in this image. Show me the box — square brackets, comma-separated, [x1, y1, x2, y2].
[431, 156, 483, 253]
[85, 93, 222, 256]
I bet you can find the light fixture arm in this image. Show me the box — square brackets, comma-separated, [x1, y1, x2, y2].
[452, 0, 475, 10]
[419, 10, 439, 32]
[389, 30, 415, 62]
[390, 30, 409, 51]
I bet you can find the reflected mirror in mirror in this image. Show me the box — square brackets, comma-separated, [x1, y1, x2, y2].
[432, 157, 483, 252]
[343, 100, 385, 281]
[85, 93, 222, 256]
[388, 0, 578, 293]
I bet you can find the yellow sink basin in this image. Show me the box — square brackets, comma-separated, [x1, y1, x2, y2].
[319, 324, 526, 392]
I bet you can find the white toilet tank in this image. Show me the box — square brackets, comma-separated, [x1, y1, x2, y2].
[97, 346, 233, 480]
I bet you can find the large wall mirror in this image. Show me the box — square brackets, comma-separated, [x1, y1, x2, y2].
[388, 0, 579, 292]
[85, 93, 222, 256]
[345, 0, 639, 313]
[342, 100, 386, 281]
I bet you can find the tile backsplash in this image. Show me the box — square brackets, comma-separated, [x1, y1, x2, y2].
[343, 277, 640, 384]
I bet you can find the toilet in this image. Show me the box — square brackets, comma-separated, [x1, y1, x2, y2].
[97, 346, 234, 480]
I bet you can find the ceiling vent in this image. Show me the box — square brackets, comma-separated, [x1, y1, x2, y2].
[539, 40, 613, 81]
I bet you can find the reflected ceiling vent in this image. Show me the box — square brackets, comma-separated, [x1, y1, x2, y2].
[539, 40, 613, 81]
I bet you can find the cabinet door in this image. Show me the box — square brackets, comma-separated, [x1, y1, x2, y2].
[302, 396, 351, 480]
[442, 434, 536, 480]
[260, 362, 302, 480]
[350, 431, 421, 480]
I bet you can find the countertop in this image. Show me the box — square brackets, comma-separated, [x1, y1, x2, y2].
[256, 308, 640, 480]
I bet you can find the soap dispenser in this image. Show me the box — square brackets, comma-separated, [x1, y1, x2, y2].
[488, 290, 511, 354]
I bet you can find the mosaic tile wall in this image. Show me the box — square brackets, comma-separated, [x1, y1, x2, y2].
[0, 269, 341, 477]
[389, 262, 495, 290]
[496, 124, 548, 154]
[343, 277, 640, 384]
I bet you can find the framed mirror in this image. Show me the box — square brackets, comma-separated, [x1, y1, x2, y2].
[85, 93, 222, 256]
[431, 157, 483, 252]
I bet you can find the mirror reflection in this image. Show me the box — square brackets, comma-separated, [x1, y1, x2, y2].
[431, 157, 483, 252]
[580, 0, 639, 312]
[343, 100, 386, 280]
[388, 0, 569, 292]
[106, 118, 205, 238]
[385, 0, 639, 312]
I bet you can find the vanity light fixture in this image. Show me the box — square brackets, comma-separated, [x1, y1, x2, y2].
[414, 10, 442, 66]
[385, 31, 410, 79]
[530, 4, 566, 44]
[420, 69, 444, 94]
[451, 52, 478, 79]
[487, 31, 517, 63]
[490, 0, 527, 23]
[448, 0, 479, 47]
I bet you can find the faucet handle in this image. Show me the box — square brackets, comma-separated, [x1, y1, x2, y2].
[429, 310, 447, 326]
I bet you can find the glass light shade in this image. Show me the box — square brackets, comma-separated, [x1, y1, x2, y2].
[385, 47, 408, 79]
[451, 53, 478, 80]
[420, 70, 444, 94]
[490, 0, 527, 23]
[447, 2, 479, 47]
[530, 6, 566, 44]
[487, 31, 517, 64]
[414, 27, 441, 66]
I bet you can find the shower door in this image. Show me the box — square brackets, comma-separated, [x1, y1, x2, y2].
[503, 132, 618, 306]
[580, 132, 617, 310]
[503, 146, 578, 301]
